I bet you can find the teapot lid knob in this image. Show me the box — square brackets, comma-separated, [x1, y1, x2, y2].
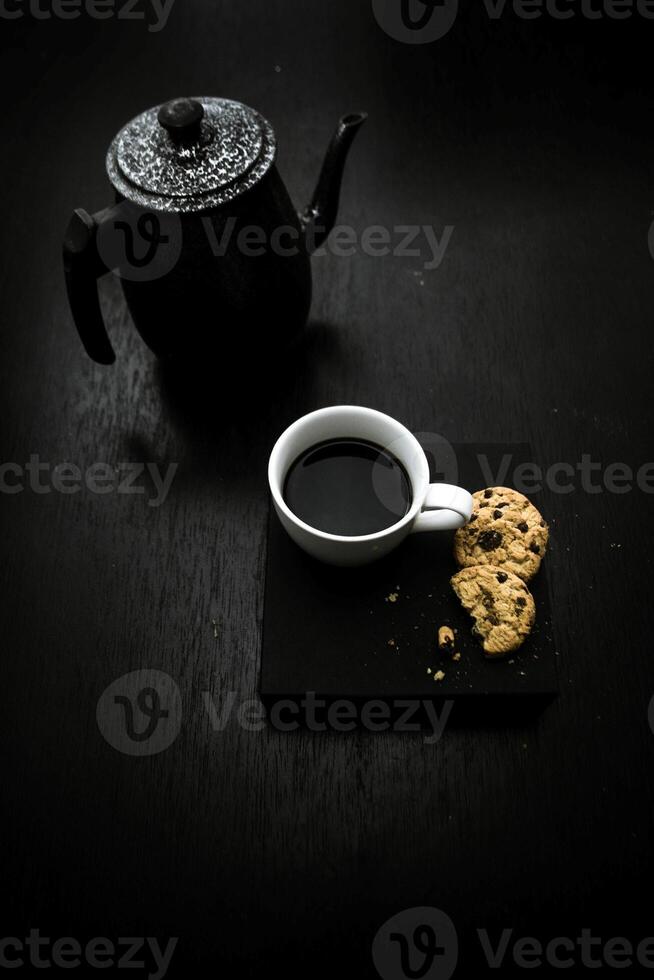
[157, 98, 204, 143]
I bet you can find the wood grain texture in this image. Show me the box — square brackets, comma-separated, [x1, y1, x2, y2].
[1, 3, 654, 976]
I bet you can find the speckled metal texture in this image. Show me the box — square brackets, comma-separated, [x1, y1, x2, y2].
[106, 97, 276, 213]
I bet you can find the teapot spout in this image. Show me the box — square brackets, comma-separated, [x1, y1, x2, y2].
[301, 112, 367, 252]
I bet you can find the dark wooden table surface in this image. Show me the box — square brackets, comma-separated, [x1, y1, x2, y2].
[2, 2, 654, 976]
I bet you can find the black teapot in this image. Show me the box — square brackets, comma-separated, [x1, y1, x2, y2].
[63, 97, 366, 367]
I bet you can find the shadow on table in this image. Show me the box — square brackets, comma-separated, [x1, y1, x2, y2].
[155, 318, 344, 441]
[121, 318, 347, 495]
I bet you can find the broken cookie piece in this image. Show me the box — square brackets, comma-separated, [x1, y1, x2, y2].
[450, 564, 536, 657]
[438, 625, 460, 661]
[438, 625, 455, 653]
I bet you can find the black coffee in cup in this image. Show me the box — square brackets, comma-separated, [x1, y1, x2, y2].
[283, 438, 411, 536]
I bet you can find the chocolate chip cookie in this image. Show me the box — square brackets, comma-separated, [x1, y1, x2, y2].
[454, 486, 548, 581]
[451, 564, 536, 656]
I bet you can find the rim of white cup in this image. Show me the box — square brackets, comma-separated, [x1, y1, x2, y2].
[267, 405, 429, 543]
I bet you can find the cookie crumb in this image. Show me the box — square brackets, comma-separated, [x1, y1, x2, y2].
[386, 592, 399, 603]
[452, 652, 461, 662]
[433, 670, 445, 682]
[387, 638, 396, 647]
[438, 625, 455, 652]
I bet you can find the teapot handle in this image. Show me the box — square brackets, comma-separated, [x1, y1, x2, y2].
[62, 208, 116, 365]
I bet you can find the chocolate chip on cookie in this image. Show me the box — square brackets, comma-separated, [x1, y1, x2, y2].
[478, 529, 503, 551]
[451, 564, 536, 656]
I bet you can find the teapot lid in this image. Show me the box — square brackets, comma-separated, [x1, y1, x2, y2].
[106, 96, 276, 213]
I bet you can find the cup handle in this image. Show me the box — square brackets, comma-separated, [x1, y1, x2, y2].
[411, 483, 473, 532]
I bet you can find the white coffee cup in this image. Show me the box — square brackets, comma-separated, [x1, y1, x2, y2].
[268, 405, 472, 566]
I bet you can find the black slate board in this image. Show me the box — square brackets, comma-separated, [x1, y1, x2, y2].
[261, 445, 558, 726]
